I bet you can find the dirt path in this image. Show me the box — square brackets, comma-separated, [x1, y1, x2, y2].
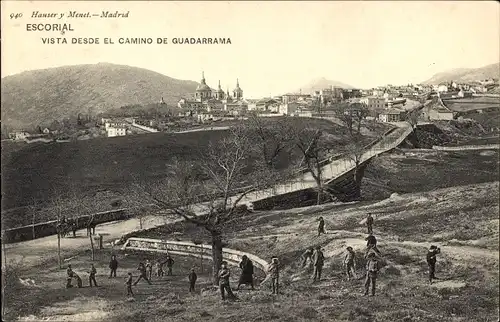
[3, 215, 167, 267]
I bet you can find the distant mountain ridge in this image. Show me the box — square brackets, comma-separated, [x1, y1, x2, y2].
[1, 63, 199, 128]
[293, 77, 354, 94]
[422, 62, 500, 85]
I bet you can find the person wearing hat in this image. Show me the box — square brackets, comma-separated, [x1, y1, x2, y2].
[237, 255, 255, 291]
[364, 252, 379, 296]
[218, 261, 237, 301]
[426, 245, 441, 284]
[312, 246, 325, 282]
[343, 246, 357, 281]
[267, 257, 280, 295]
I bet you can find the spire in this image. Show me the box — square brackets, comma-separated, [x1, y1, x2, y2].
[236, 78, 240, 88]
[218, 80, 222, 90]
[201, 71, 206, 84]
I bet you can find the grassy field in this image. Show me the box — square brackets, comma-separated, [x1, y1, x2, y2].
[362, 149, 499, 200]
[6, 181, 498, 321]
[1, 117, 391, 228]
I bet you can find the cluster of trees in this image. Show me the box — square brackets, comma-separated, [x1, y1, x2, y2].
[101, 103, 181, 119]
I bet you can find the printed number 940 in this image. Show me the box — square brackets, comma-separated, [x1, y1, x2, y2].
[10, 13, 23, 19]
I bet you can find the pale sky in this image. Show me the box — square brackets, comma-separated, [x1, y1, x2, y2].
[1, 1, 499, 97]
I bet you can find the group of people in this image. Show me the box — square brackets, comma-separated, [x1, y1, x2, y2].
[305, 213, 442, 296]
[57, 215, 97, 238]
[217, 255, 281, 301]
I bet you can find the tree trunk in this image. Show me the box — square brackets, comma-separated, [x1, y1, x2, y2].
[211, 231, 223, 286]
[32, 213, 36, 240]
[89, 234, 95, 261]
[316, 186, 322, 205]
[353, 163, 363, 200]
[57, 233, 62, 269]
[139, 216, 143, 230]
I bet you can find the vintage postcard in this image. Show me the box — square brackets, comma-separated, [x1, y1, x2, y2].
[1, 1, 499, 321]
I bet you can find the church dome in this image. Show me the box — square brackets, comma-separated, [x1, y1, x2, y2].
[196, 71, 212, 92]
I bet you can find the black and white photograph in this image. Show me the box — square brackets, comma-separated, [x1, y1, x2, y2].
[1, 1, 499, 321]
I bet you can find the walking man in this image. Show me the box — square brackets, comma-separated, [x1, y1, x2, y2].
[237, 255, 255, 290]
[165, 255, 175, 276]
[88, 263, 98, 287]
[188, 267, 197, 293]
[218, 261, 237, 301]
[125, 272, 134, 297]
[317, 217, 326, 237]
[109, 255, 118, 278]
[426, 245, 441, 284]
[343, 246, 357, 281]
[366, 213, 374, 234]
[133, 262, 152, 286]
[312, 246, 325, 283]
[301, 248, 314, 268]
[267, 257, 280, 295]
[364, 252, 379, 296]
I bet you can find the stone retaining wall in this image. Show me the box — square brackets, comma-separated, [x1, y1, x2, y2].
[122, 237, 269, 275]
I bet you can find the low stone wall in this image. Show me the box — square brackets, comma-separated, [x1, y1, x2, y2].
[432, 144, 499, 151]
[121, 237, 269, 275]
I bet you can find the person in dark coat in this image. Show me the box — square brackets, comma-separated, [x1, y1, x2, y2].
[188, 267, 197, 292]
[317, 217, 326, 236]
[88, 264, 98, 287]
[109, 255, 118, 278]
[66, 264, 74, 288]
[426, 245, 441, 284]
[236, 255, 254, 290]
[133, 262, 152, 285]
[366, 213, 374, 234]
[365, 233, 380, 257]
[164, 255, 175, 276]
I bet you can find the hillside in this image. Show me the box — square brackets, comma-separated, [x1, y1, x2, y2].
[293, 77, 354, 94]
[0, 63, 198, 128]
[0, 118, 391, 223]
[422, 62, 500, 84]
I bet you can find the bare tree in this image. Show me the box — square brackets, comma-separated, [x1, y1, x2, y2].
[50, 192, 69, 269]
[134, 126, 282, 285]
[343, 134, 366, 200]
[335, 103, 355, 135]
[351, 103, 369, 134]
[27, 198, 41, 240]
[246, 115, 296, 170]
[293, 128, 336, 205]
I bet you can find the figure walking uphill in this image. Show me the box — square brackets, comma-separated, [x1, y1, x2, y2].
[267, 257, 280, 295]
[164, 255, 175, 276]
[188, 267, 197, 293]
[218, 261, 238, 301]
[364, 252, 379, 296]
[145, 259, 153, 280]
[88, 263, 98, 287]
[426, 245, 441, 284]
[237, 255, 255, 290]
[109, 255, 118, 278]
[133, 262, 152, 286]
[366, 213, 374, 234]
[125, 272, 134, 297]
[343, 246, 357, 281]
[317, 217, 326, 237]
[312, 246, 325, 283]
[301, 248, 314, 268]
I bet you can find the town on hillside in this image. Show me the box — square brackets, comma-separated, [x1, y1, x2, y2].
[5, 72, 499, 143]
